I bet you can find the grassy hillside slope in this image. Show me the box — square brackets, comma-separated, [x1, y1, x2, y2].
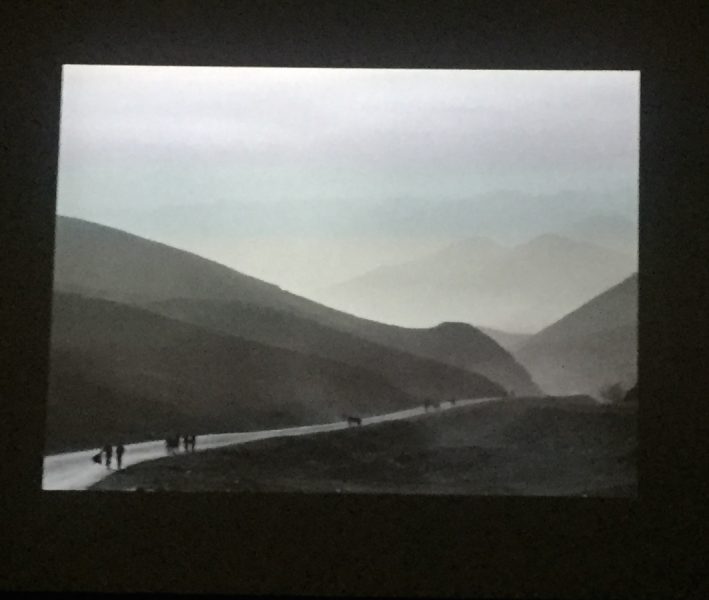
[46, 293, 430, 451]
[516, 275, 637, 396]
[53, 216, 537, 394]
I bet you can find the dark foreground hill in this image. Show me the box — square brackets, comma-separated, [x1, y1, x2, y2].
[147, 299, 505, 405]
[53, 216, 537, 395]
[343, 321, 539, 396]
[92, 396, 636, 496]
[516, 274, 637, 397]
[46, 293, 433, 452]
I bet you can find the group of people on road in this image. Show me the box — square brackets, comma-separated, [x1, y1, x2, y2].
[89, 398, 467, 472]
[165, 434, 197, 455]
[93, 444, 125, 470]
[91, 433, 198, 470]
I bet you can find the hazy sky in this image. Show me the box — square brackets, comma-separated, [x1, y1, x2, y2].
[57, 66, 639, 292]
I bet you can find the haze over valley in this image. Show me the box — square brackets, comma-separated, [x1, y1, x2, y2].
[311, 218, 637, 332]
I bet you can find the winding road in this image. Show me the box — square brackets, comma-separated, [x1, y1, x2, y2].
[42, 396, 505, 490]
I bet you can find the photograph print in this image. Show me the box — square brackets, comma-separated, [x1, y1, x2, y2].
[43, 66, 639, 496]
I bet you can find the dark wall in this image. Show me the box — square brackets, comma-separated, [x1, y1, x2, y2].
[1, 2, 707, 598]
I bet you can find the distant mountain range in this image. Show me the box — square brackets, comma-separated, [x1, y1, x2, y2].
[560, 214, 638, 256]
[515, 274, 638, 397]
[47, 217, 540, 449]
[311, 230, 636, 333]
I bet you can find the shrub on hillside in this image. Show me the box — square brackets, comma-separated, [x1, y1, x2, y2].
[599, 382, 626, 404]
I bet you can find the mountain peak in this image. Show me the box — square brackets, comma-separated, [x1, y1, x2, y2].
[433, 321, 476, 332]
[515, 233, 626, 258]
[430, 321, 505, 354]
[450, 235, 501, 250]
[433, 236, 503, 259]
[521, 233, 576, 249]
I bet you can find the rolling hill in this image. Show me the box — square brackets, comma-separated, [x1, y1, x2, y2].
[145, 298, 509, 404]
[343, 320, 539, 396]
[515, 274, 638, 397]
[47, 292, 448, 452]
[53, 216, 536, 395]
[53, 215, 297, 308]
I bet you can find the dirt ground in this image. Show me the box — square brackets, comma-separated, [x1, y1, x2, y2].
[91, 396, 637, 496]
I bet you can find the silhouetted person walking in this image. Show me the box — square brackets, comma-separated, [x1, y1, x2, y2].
[116, 444, 125, 470]
[182, 435, 189, 452]
[189, 434, 197, 452]
[103, 444, 113, 469]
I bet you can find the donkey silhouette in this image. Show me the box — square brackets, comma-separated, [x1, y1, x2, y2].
[424, 399, 440, 412]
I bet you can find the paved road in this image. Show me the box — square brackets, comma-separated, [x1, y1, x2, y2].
[42, 396, 505, 490]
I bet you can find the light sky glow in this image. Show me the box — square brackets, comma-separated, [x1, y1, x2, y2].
[57, 66, 640, 293]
